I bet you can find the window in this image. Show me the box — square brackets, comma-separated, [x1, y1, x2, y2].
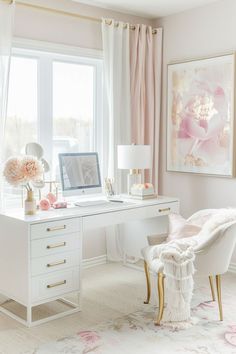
[53, 61, 95, 179]
[5, 56, 38, 158]
[5, 44, 103, 206]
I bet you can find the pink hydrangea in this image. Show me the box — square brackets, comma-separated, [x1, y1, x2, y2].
[21, 156, 43, 182]
[3, 155, 44, 189]
[3, 157, 26, 186]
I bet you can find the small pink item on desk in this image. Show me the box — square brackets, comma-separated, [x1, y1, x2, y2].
[53, 201, 67, 209]
[39, 198, 50, 211]
[46, 192, 57, 205]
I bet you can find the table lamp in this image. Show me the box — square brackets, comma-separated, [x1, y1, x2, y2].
[117, 145, 151, 194]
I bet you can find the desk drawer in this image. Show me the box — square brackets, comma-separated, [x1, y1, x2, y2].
[31, 251, 80, 276]
[83, 201, 179, 230]
[31, 218, 80, 240]
[31, 268, 80, 303]
[31, 233, 80, 258]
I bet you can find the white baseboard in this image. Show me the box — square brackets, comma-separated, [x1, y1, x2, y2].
[82, 255, 107, 269]
[82, 256, 236, 274]
[228, 262, 236, 274]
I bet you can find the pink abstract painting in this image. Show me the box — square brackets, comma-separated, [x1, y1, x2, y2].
[167, 54, 235, 176]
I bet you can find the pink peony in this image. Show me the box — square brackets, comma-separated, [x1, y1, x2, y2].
[46, 192, 57, 205]
[3, 157, 26, 186]
[39, 198, 50, 211]
[21, 156, 43, 182]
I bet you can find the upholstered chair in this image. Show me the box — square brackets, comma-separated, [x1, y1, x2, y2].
[142, 222, 236, 326]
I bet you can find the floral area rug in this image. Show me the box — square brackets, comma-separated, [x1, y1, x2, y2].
[34, 286, 236, 354]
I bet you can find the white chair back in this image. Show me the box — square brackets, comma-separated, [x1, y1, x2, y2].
[194, 222, 236, 276]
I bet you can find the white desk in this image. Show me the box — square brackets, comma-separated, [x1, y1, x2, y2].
[0, 195, 179, 326]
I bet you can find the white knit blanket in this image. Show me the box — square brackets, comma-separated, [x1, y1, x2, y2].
[155, 239, 196, 323]
[191, 208, 236, 252]
[154, 208, 236, 324]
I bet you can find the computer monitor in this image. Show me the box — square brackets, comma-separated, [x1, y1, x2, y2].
[59, 152, 102, 197]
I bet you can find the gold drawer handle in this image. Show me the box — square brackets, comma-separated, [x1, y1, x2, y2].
[158, 207, 171, 213]
[47, 259, 66, 268]
[47, 280, 66, 289]
[46, 242, 66, 249]
[46, 225, 66, 232]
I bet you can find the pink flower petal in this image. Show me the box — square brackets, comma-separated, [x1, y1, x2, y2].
[228, 325, 236, 333]
[225, 332, 236, 346]
[77, 330, 100, 344]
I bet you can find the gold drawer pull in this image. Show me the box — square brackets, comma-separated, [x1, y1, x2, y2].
[47, 280, 66, 288]
[47, 259, 66, 268]
[46, 225, 66, 232]
[46, 242, 66, 249]
[158, 207, 171, 213]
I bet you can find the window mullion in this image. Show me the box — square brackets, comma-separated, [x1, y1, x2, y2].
[38, 55, 53, 179]
[95, 62, 104, 181]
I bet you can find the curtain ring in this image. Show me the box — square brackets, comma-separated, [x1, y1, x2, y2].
[105, 19, 112, 25]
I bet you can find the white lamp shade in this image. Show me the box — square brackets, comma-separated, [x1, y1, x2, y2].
[117, 145, 152, 170]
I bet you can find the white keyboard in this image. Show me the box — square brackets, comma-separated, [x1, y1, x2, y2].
[74, 200, 110, 207]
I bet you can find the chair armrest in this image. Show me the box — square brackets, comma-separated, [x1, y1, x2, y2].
[194, 249, 205, 255]
[147, 233, 168, 246]
[194, 247, 210, 256]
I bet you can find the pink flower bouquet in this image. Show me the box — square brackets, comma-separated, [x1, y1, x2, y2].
[4, 155, 44, 191]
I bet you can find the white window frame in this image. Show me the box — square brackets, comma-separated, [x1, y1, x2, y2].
[11, 37, 103, 179]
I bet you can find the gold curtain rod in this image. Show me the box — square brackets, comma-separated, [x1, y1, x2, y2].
[16, 1, 102, 23]
[3, 0, 157, 34]
[105, 19, 158, 34]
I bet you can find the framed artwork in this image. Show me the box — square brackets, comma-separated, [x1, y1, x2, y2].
[167, 53, 235, 177]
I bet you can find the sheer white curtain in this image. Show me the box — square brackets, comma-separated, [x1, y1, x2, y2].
[102, 19, 131, 261]
[0, 0, 15, 207]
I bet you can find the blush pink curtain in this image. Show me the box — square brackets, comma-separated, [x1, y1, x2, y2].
[130, 26, 162, 192]
[102, 20, 163, 262]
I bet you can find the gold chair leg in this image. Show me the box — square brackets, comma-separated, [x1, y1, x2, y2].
[155, 272, 164, 326]
[216, 274, 223, 321]
[209, 275, 215, 301]
[143, 261, 151, 304]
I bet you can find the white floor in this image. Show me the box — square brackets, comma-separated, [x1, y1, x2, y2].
[0, 263, 235, 354]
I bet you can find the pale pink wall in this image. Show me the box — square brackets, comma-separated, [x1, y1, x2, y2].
[156, 0, 236, 262]
[13, 0, 153, 260]
[14, 0, 153, 49]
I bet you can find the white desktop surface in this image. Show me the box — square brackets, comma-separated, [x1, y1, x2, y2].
[2, 195, 179, 224]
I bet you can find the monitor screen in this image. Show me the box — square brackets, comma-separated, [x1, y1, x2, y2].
[59, 153, 102, 194]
